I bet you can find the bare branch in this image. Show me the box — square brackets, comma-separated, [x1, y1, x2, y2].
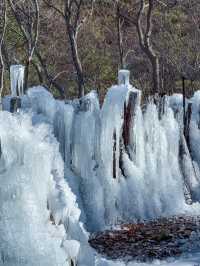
[145, 0, 154, 49]
[7, 0, 29, 41]
[8, 0, 40, 90]
[135, 0, 160, 94]
[35, 49, 65, 97]
[29, 0, 39, 61]
[0, 0, 7, 100]
[43, 0, 65, 19]
[136, 0, 145, 49]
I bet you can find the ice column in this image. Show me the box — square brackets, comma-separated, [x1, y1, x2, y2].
[10, 65, 25, 97]
[118, 69, 130, 86]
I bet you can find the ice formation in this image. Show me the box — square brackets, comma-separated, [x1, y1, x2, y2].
[11, 79, 200, 233]
[0, 112, 67, 265]
[118, 69, 130, 86]
[10, 65, 25, 97]
[2, 66, 200, 265]
[0, 110, 94, 265]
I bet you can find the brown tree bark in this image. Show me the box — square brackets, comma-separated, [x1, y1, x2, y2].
[35, 49, 65, 97]
[0, 0, 6, 103]
[116, 2, 124, 69]
[43, 0, 94, 98]
[119, 0, 160, 94]
[136, 0, 160, 94]
[67, 23, 84, 98]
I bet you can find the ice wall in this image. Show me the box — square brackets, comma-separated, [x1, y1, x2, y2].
[16, 82, 200, 234]
[4, 64, 200, 236]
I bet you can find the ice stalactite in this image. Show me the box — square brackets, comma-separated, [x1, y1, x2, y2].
[3, 65, 25, 113]
[10, 65, 25, 97]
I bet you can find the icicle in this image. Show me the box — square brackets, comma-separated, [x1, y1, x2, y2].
[10, 65, 25, 97]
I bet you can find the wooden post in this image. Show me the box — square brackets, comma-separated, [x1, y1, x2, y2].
[179, 134, 193, 204]
[185, 102, 192, 152]
[10, 97, 21, 113]
[158, 94, 167, 120]
[113, 130, 117, 179]
[182, 76, 186, 134]
[122, 91, 139, 155]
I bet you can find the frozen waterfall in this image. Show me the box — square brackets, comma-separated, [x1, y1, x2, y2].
[2, 67, 200, 265]
[5, 75, 199, 233]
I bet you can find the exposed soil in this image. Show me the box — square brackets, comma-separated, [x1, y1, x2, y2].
[89, 216, 200, 262]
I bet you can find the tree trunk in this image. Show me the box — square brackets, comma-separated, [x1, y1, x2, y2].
[24, 58, 30, 92]
[113, 130, 117, 179]
[68, 26, 84, 98]
[151, 55, 160, 94]
[182, 76, 186, 133]
[136, 0, 160, 95]
[116, 4, 124, 69]
[35, 49, 65, 97]
[0, 0, 6, 105]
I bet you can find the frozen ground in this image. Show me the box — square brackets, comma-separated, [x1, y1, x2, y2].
[96, 254, 200, 266]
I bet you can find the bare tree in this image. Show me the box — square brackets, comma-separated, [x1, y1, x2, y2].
[35, 49, 65, 97]
[43, 0, 94, 98]
[0, 0, 7, 104]
[119, 0, 160, 94]
[136, 0, 160, 94]
[8, 0, 39, 91]
[116, 1, 125, 69]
